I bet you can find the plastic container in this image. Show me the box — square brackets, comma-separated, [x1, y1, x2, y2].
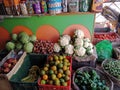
[10, 54, 47, 90]
[38, 56, 72, 90]
[48, 0, 62, 14]
[33, 1, 41, 14]
[68, 0, 79, 12]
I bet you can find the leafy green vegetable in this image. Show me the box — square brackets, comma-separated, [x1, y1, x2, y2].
[16, 42, 23, 50]
[6, 41, 15, 51]
[12, 34, 17, 41]
[29, 35, 37, 42]
[23, 42, 33, 53]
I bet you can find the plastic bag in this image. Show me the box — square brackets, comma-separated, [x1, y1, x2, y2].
[96, 40, 112, 62]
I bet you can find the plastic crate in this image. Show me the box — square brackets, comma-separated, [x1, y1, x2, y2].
[10, 54, 48, 90]
[38, 56, 72, 90]
[93, 32, 120, 45]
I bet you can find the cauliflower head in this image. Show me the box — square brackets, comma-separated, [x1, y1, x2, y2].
[74, 38, 84, 47]
[54, 43, 61, 53]
[65, 44, 74, 55]
[74, 47, 86, 57]
[84, 42, 90, 48]
[62, 34, 71, 41]
[83, 37, 91, 42]
[59, 36, 70, 47]
[74, 29, 84, 38]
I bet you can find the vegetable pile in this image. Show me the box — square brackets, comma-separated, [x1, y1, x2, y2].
[33, 40, 54, 54]
[21, 65, 40, 83]
[94, 32, 119, 42]
[103, 60, 120, 79]
[6, 32, 37, 53]
[54, 29, 94, 57]
[74, 69, 109, 90]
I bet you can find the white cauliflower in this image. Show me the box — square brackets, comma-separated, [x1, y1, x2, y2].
[65, 44, 74, 55]
[62, 35, 71, 42]
[54, 43, 61, 53]
[84, 37, 91, 42]
[84, 42, 90, 48]
[74, 38, 83, 47]
[88, 43, 93, 49]
[59, 36, 70, 47]
[74, 29, 84, 38]
[74, 47, 86, 57]
[87, 48, 94, 55]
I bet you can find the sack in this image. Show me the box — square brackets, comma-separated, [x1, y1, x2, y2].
[96, 40, 112, 62]
[0, 74, 12, 90]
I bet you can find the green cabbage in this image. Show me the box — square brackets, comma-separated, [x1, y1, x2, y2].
[16, 42, 23, 50]
[20, 34, 29, 44]
[18, 32, 28, 38]
[12, 34, 17, 41]
[29, 35, 37, 42]
[6, 42, 15, 51]
[23, 42, 33, 53]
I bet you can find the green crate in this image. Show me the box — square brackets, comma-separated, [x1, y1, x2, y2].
[10, 54, 48, 90]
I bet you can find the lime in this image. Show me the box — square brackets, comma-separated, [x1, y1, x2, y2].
[57, 63, 63, 69]
[51, 74, 56, 80]
[62, 82, 68, 86]
[40, 70, 46, 76]
[60, 78, 65, 83]
[41, 80, 46, 84]
[49, 70, 54, 75]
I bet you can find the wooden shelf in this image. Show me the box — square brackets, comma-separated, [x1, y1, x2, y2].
[0, 12, 96, 18]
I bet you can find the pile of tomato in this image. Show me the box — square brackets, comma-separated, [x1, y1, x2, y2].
[94, 32, 119, 41]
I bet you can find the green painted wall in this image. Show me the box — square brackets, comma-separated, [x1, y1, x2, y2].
[0, 14, 95, 35]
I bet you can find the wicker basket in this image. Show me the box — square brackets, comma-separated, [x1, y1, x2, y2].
[72, 66, 113, 90]
[113, 47, 120, 60]
[101, 59, 120, 84]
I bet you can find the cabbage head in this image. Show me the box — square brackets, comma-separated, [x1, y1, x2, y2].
[20, 34, 29, 44]
[6, 42, 15, 51]
[29, 35, 37, 42]
[16, 42, 23, 50]
[18, 32, 28, 38]
[23, 42, 33, 53]
[12, 34, 17, 41]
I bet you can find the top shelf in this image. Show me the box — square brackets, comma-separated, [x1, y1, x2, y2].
[0, 12, 96, 18]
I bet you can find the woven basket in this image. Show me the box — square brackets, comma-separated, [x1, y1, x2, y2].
[113, 47, 120, 60]
[72, 66, 113, 90]
[101, 59, 120, 84]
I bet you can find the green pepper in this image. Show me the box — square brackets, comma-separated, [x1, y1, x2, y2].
[90, 82, 97, 90]
[104, 86, 109, 90]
